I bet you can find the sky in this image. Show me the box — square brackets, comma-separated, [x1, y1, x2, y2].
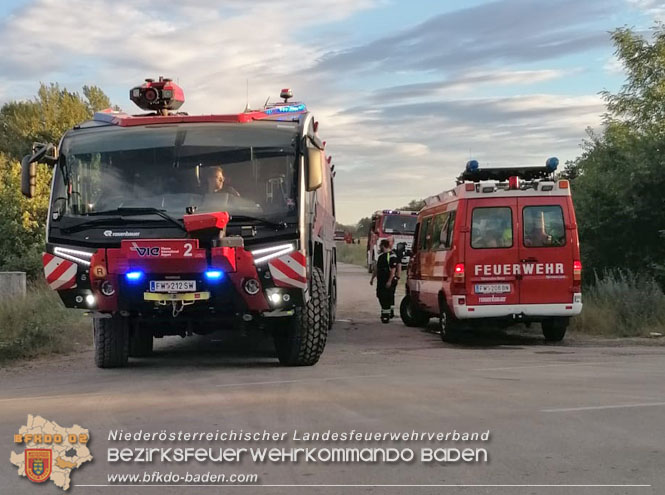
[0, 0, 662, 224]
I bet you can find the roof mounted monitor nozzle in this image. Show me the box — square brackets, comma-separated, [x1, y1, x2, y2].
[130, 76, 184, 116]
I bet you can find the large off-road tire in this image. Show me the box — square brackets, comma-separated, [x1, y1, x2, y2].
[400, 295, 430, 327]
[129, 322, 153, 357]
[542, 318, 568, 342]
[273, 267, 329, 366]
[93, 315, 129, 368]
[438, 304, 461, 343]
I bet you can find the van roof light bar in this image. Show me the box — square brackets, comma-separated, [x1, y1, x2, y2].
[457, 157, 559, 183]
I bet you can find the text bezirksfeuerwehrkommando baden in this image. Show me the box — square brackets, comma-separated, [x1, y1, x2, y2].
[108, 429, 490, 443]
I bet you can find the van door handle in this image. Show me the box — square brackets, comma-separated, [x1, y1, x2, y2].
[520, 257, 537, 263]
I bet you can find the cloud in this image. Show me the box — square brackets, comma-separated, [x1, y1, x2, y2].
[315, 0, 616, 75]
[627, 0, 665, 21]
[371, 69, 569, 101]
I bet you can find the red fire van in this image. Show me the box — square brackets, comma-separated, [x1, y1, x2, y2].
[400, 158, 582, 342]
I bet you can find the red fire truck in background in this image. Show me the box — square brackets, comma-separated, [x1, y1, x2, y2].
[366, 210, 418, 272]
[400, 159, 582, 342]
[21, 79, 337, 368]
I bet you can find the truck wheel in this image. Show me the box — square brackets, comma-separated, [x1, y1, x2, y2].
[542, 318, 568, 342]
[438, 306, 461, 343]
[129, 324, 153, 357]
[400, 295, 429, 327]
[93, 315, 129, 368]
[273, 267, 329, 366]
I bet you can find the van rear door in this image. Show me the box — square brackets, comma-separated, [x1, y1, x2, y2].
[465, 199, 520, 307]
[517, 198, 573, 304]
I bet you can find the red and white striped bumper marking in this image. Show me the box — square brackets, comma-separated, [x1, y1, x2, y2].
[43, 253, 78, 290]
[268, 252, 307, 290]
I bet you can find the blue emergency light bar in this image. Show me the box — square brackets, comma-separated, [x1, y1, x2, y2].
[264, 103, 307, 115]
[457, 157, 560, 183]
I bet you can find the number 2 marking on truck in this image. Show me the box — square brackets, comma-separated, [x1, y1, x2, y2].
[184, 243, 193, 257]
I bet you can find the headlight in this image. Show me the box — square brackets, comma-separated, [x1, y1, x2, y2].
[53, 246, 94, 267]
[251, 243, 295, 264]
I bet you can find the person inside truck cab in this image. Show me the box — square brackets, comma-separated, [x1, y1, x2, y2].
[206, 166, 240, 197]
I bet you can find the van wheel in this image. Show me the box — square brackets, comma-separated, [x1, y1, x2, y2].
[400, 295, 429, 327]
[273, 267, 329, 366]
[93, 315, 129, 368]
[542, 318, 568, 342]
[129, 323, 153, 357]
[439, 306, 461, 343]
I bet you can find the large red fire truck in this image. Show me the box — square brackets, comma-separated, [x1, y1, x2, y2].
[21, 79, 337, 368]
[366, 210, 418, 272]
[400, 159, 582, 342]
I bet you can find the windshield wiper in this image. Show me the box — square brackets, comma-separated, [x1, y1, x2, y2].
[229, 215, 289, 230]
[82, 207, 187, 232]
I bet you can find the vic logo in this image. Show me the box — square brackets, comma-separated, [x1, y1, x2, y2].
[130, 243, 160, 257]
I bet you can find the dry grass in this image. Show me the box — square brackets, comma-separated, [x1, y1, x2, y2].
[337, 242, 367, 267]
[0, 283, 90, 365]
[571, 270, 665, 337]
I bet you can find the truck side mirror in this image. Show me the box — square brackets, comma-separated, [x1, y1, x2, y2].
[306, 147, 323, 191]
[21, 155, 37, 198]
[21, 142, 57, 198]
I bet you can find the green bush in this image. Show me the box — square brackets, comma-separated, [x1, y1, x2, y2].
[571, 269, 665, 337]
[0, 284, 90, 365]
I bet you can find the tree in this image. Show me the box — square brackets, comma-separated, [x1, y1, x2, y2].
[398, 199, 425, 211]
[570, 25, 665, 282]
[0, 84, 113, 278]
[0, 83, 111, 161]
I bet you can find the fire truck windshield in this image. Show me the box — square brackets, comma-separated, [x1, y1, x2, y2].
[52, 123, 298, 228]
[382, 215, 417, 234]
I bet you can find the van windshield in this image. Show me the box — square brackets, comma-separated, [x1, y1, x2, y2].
[52, 123, 299, 225]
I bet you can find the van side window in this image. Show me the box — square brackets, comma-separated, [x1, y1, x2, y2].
[419, 216, 432, 251]
[471, 207, 513, 249]
[523, 206, 566, 247]
[440, 210, 456, 249]
[430, 213, 447, 250]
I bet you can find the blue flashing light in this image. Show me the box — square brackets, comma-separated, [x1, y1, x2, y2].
[264, 103, 307, 115]
[204, 270, 224, 281]
[125, 271, 144, 281]
[466, 160, 479, 173]
[546, 157, 559, 172]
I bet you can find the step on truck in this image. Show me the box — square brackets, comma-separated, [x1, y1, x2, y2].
[400, 158, 582, 342]
[366, 210, 418, 272]
[21, 79, 337, 368]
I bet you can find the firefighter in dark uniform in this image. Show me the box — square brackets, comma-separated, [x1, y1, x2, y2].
[370, 238, 399, 323]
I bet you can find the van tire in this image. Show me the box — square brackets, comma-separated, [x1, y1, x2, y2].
[400, 295, 429, 327]
[129, 324, 153, 357]
[273, 267, 329, 366]
[438, 306, 461, 343]
[542, 318, 568, 342]
[93, 316, 129, 368]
